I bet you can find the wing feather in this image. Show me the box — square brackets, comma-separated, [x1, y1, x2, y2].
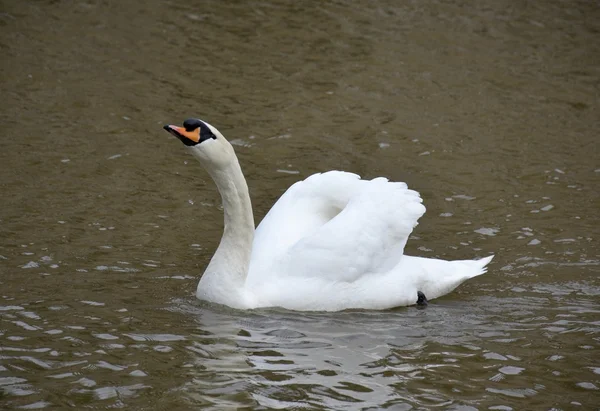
[248, 171, 362, 279]
[247, 171, 425, 285]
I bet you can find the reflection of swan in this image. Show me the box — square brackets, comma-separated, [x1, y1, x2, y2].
[163, 118, 493, 311]
[182, 302, 464, 410]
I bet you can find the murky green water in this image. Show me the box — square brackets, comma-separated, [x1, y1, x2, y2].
[1, 0, 599, 409]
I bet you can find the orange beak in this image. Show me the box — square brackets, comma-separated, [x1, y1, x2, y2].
[164, 125, 200, 143]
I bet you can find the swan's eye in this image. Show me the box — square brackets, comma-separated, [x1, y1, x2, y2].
[198, 125, 217, 143]
[183, 118, 203, 132]
[178, 119, 216, 144]
[164, 118, 218, 146]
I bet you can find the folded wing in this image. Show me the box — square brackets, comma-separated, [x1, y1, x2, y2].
[247, 171, 426, 285]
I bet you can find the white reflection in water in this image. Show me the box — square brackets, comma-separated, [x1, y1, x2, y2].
[165, 284, 600, 410]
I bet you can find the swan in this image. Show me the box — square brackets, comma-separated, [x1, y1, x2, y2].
[163, 118, 493, 311]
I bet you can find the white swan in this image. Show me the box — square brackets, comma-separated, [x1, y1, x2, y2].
[163, 118, 493, 311]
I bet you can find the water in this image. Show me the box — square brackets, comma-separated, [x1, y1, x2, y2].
[1, 0, 599, 409]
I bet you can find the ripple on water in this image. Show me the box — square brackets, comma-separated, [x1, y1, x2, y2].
[80, 384, 149, 400]
[74, 377, 96, 387]
[499, 366, 525, 375]
[576, 382, 598, 390]
[92, 333, 119, 340]
[486, 387, 538, 399]
[0, 377, 28, 386]
[79, 301, 105, 307]
[0, 306, 25, 311]
[0, 274, 598, 409]
[95, 360, 127, 371]
[474, 227, 499, 236]
[123, 333, 186, 342]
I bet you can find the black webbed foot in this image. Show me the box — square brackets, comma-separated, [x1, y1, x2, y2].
[416, 291, 428, 308]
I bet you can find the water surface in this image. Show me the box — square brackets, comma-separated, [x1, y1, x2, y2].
[1, 0, 599, 409]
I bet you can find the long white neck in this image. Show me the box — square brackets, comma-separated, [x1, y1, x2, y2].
[197, 156, 255, 307]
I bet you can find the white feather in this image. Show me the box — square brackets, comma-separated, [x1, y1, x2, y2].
[166, 119, 493, 311]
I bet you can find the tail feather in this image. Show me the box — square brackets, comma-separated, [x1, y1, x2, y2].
[473, 255, 494, 277]
[405, 254, 494, 301]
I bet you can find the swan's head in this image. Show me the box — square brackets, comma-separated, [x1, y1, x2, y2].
[163, 118, 235, 169]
